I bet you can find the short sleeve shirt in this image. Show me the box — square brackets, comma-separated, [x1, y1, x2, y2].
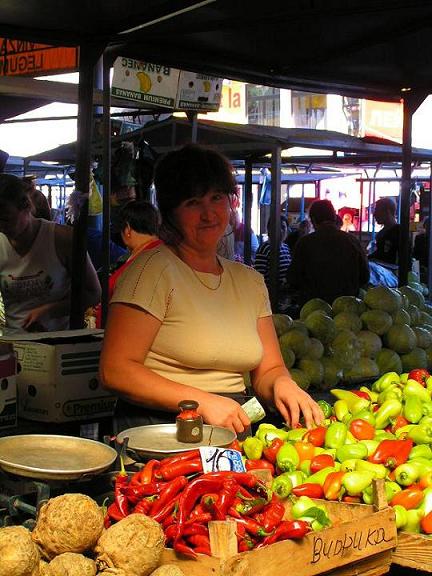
[111, 244, 272, 393]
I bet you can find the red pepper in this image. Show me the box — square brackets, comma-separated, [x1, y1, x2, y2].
[130, 459, 160, 485]
[352, 390, 370, 399]
[133, 498, 153, 515]
[202, 471, 269, 499]
[259, 519, 310, 546]
[183, 524, 209, 537]
[124, 482, 165, 504]
[261, 499, 285, 532]
[310, 453, 335, 474]
[229, 439, 242, 452]
[106, 502, 125, 523]
[408, 368, 430, 386]
[201, 492, 219, 512]
[304, 426, 326, 447]
[173, 537, 197, 558]
[421, 510, 432, 534]
[150, 476, 188, 516]
[342, 495, 362, 504]
[185, 512, 213, 525]
[158, 449, 201, 470]
[390, 486, 424, 510]
[323, 471, 345, 501]
[187, 534, 211, 555]
[214, 478, 240, 520]
[157, 457, 203, 481]
[368, 439, 413, 469]
[235, 497, 267, 516]
[392, 415, 410, 433]
[238, 537, 255, 551]
[152, 497, 179, 523]
[164, 524, 178, 543]
[189, 502, 205, 519]
[114, 458, 130, 517]
[349, 419, 375, 441]
[245, 459, 275, 475]
[235, 516, 271, 537]
[292, 483, 324, 499]
[262, 438, 284, 464]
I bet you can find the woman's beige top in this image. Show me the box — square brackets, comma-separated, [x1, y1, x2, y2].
[111, 244, 272, 393]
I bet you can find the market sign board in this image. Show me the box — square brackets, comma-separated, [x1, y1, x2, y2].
[0, 38, 78, 76]
[112, 57, 222, 111]
[362, 99, 403, 143]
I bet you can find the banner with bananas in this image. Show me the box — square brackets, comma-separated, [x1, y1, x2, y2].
[112, 57, 222, 112]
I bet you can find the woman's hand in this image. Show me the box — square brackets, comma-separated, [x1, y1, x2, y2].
[198, 394, 250, 434]
[22, 303, 53, 330]
[273, 375, 324, 429]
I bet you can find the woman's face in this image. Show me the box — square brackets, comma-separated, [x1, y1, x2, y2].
[0, 200, 30, 238]
[173, 189, 230, 252]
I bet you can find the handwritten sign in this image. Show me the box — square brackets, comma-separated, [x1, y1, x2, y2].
[311, 525, 393, 564]
[200, 447, 245, 473]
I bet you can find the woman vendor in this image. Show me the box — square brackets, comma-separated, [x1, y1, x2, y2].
[0, 174, 101, 332]
[100, 145, 323, 434]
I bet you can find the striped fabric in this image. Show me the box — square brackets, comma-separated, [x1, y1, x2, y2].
[254, 241, 291, 285]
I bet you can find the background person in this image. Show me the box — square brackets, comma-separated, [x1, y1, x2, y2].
[288, 199, 369, 305]
[368, 197, 401, 266]
[0, 174, 101, 332]
[100, 144, 323, 434]
[413, 217, 430, 283]
[254, 214, 292, 312]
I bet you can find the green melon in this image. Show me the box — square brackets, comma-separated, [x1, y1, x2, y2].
[375, 348, 403, 375]
[333, 311, 362, 333]
[357, 330, 383, 358]
[343, 358, 380, 385]
[413, 326, 432, 349]
[364, 286, 402, 313]
[289, 368, 311, 391]
[304, 311, 336, 344]
[272, 314, 293, 337]
[279, 329, 311, 359]
[300, 298, 333, 320]
[298, 358, 324, 387]
[384, 324, 417, 354]
[360, 309, 393, 336]
[401, 347, 428, 372]
[303, 338, 324, 360]
[332, 296, 366, 316]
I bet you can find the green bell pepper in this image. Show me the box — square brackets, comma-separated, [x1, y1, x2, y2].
[394, 462, 421, 486]
[359, 439, 379, 457]
[256, 424, 290, 446]
[374, 430, 396, 441]
[317, 399, 332, 419]
[356, 459, 387, 479]
[306, 466, 336, 485]
[360, 386, 378, 402]
[291, 495, 316, 518]
[394, 424, 416, 439]
[385, 481, 402, 502]
[409, 444, 432, 461]
[340, 458, 359, 473]
[300, 459, 311, 475]
[243, 436, 264, 460]
[285, 428, 308, 442]
[342, 471, 374, 496]
[427, 375, 432, 393]
[404, 379, 431, 403]
[276, 442, 300, 473]
[336, 443, 368, 463]
[409, 458, 432, 477]
[419, 487, 432, 516]
[362, 485, 374, 505]
[271, 473, 293, 499]
[400, 373, 409, 384]
[281, 470, 305, 488]
[422, 401, 432, 418]
[404, 509, 423, 533]
[378, 384, 402, 405]
[333, 399, 350, 422]
[408, 423, 432, 445]
[351, 408, 376, 427]
[393, 504, 408, 529]
[325, 422, 347, 449]
[404, 395, 424, 424]
[375, 399, 403, 430]
[331, 389, 370, 413]
[372, 372, 401, 393]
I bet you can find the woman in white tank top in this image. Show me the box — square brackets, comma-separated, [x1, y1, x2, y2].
[0, 174, 101, 333]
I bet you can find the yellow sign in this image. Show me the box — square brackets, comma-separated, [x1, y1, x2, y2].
[0, 38, 78, 77]
[203, 80, 246, 123]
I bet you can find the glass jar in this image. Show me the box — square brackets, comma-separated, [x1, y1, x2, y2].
[176, 400, 203, 443]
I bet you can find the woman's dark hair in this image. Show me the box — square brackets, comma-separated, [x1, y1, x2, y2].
[0, 173, 31, 209]
[116, 200, 160, 235]
[154, 144, 238, 243]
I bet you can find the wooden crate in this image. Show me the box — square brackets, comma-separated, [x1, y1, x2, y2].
[160, 497, 397, 576]
[392, 532, 432, 572]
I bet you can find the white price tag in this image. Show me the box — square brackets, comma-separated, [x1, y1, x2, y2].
[199, 447, 246, 473]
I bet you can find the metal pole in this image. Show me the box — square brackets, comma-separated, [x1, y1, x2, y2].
[428, 162, 432, 295]
[101, 52, 112, 328]
[269, 146, 282, 311]
[70, 43, 104, 329]
[399, 93, 426, 286]
[244, 158, 253, 265]
[359, 179, 364, 244]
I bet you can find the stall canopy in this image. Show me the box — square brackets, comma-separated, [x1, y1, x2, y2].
[26, 116, 432, 165]
[1, 1, 432, 102]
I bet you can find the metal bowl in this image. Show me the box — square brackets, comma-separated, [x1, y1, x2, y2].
[0, 434, 118, 481]
[117, 424, 236, 460]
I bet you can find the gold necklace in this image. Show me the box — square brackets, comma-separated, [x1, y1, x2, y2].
[190, 261, 223, 291]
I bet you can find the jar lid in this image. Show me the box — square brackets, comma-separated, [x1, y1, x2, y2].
[178, 400, 199, 411]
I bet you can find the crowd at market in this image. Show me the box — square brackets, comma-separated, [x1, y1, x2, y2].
[0, 144, 426, 436]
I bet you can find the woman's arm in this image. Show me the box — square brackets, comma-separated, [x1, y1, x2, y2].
[251, 316, 323, 428]
[100, 302, 250, 433]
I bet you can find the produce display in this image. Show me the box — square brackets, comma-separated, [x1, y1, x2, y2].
[104, 454, 332, 557]
[237, 367, 432, 535]
[275, 282, 432, 390]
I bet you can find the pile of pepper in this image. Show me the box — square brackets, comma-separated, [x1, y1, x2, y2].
[105, 449, 328, 558]
[236, 368, 432, 535]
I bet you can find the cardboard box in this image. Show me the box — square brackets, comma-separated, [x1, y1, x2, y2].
[0, 343, 17, 429]
[1, 329, 116, 423]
